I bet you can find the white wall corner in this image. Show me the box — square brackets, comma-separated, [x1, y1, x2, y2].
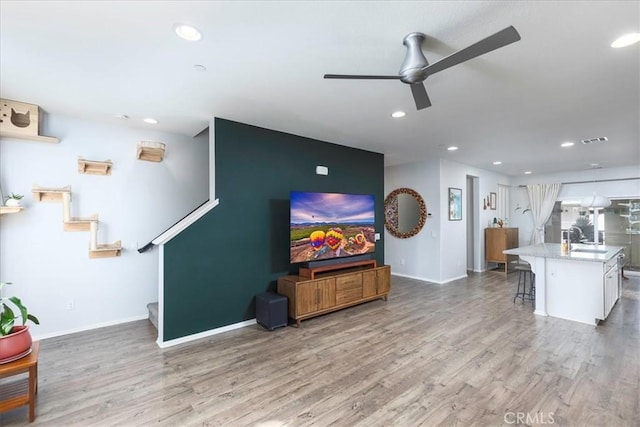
[153, 119, 218, 246]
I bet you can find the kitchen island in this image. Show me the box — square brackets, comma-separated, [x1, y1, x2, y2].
[504, 243, 624, 325]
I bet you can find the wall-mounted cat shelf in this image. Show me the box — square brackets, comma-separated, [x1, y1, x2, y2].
[137, 141, 166, 162]
[0, 98, 59, 143]
[32, 185, 121, 258]
[32, 185, 71, 202]
[78, 157, 112, 175]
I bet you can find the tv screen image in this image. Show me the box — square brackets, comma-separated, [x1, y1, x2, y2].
[290, 191, 375, 263]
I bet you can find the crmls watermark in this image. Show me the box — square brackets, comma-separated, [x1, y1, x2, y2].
[504, 412, 555, 425]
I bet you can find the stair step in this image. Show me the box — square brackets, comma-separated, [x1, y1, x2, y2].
[147, 302, 158, 330]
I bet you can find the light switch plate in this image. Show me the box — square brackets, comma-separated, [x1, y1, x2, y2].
[316, 165, 329, 175]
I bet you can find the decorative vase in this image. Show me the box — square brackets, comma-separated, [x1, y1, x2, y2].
[5, 198, 21, 207]
[0, 325, 33, 364]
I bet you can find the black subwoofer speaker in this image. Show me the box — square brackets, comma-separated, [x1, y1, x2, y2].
[256, 292, 288, 330]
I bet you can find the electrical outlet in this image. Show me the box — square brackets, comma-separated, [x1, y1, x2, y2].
[400, 258, 405, 265]
[66, 300, 75, 310]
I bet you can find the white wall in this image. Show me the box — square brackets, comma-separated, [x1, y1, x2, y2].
[0, 114, 209, 339]
[509, 166, 640, 246]
[385, 159, 440, 283]
[384, 158, 512, 283]
[439, 159, 512, 280]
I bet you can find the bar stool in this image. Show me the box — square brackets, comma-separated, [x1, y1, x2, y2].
[513, 263, 535, 306]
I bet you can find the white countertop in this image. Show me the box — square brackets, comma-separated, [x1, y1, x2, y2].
[504, 243, 624, 263]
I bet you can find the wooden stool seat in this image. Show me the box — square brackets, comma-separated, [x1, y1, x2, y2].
[0, 341, 39, 422]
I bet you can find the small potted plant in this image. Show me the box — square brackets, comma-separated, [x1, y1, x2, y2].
[0, 281, 40, 363]
[5, 193, 24, 207]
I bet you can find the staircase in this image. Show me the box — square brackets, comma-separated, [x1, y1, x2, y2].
[147, 302, 158, 330]
[32, 185, 121, 258]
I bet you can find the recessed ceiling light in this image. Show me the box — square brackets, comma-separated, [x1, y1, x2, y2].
[391, 111, 406, 118]
[560, 141, 574, 147]
[611, 33, 640, 48]
[524, 171, 532, 175]
[115, 114, 129, 120]
[143, 118, 158, 124]
[447, 146, 458, 151]
[193, 64, 207, 72]
[174, 24, 202, 41]
[493, 161, 502, 165]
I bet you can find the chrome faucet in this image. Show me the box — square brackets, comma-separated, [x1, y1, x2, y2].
[568, 225, 584, 244]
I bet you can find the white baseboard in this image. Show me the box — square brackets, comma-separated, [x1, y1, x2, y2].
[157, 319, 257, 348]
[392, 272, 435, 283]
[392, 272, 468, 285]
[440, 274, 469, 284]
[33, 314, 149, 341]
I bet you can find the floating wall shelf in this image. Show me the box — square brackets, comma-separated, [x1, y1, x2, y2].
[33, 185, 121, 258]
[0, 131, 59, 144]
[32, 185, 71, 202]
[64, 214, 98, 232]
[90, 241, 122, 259]
[0, 206, 24, 215]
[78, 158, 112, 175]
[137, 141, 166, 162]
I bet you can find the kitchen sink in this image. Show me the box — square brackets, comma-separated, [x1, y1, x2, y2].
[571, 248, 609, 254]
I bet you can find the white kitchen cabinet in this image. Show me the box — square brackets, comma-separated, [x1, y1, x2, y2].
[603, 261, 619, 318]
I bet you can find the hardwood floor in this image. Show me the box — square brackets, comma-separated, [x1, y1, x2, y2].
[2, 272, 638, 426]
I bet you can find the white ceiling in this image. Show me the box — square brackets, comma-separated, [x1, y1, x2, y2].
[1, 1, 638, 176]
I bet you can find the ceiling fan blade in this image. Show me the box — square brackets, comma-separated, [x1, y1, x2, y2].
[410, 83, 431, 110]
[422, 26, 521, 76]
[324, 74, 401, 80]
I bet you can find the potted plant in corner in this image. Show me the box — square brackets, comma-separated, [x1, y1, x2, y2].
[5, 193, 24, 207]
[0, 281, 39, 363]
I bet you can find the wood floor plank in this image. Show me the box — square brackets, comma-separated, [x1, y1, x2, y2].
[1, 272, 638, 426]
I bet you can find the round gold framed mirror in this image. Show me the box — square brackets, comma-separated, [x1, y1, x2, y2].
[384, 188, 427, 239]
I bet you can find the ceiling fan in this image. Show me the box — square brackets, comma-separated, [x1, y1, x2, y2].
[324, 26, 521, 110]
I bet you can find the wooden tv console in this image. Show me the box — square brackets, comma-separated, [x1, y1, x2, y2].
[277, 261, 390, 327]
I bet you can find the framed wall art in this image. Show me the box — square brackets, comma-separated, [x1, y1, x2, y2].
[448, 187, 462, 221]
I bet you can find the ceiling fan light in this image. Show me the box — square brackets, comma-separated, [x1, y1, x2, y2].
[611, 33, 640, 48]
[580, 193, 611, 208]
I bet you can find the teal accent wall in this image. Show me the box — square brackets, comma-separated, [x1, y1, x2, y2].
[163, 118, 385, 340]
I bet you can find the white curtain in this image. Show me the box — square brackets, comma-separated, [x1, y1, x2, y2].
[498, 184, 510, 224]
[526, 183, 561, 245]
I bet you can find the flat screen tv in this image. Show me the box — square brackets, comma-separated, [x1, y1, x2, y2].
[290, 191, 375, 264]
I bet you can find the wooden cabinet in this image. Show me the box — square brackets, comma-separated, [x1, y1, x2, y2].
[277, 264, 390, 326]
[362, 267, 390, 298]
[485, 227, 519, 274]
[297, 278, 336, 315]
